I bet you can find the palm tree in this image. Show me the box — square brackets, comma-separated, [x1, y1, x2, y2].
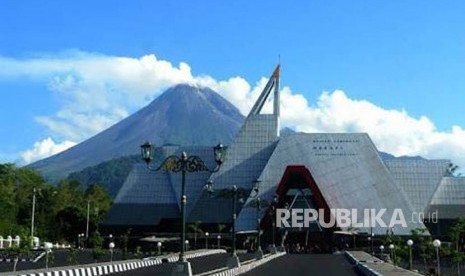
[218, 224, 226, 234]
[348, 225, 359, 249]
[188, 221, 203, 249]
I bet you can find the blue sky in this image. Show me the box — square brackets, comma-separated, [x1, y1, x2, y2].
[1, 0, 464, 168]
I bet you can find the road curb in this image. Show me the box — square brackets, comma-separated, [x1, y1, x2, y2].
[3, 249, 227, 276]
[209, 252, 286, 276]
[345, 251, 383, 276]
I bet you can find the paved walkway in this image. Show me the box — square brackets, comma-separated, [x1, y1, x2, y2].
[347, 251, 424, 276]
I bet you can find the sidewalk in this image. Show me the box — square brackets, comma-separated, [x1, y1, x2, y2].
[346, 251, 424, 276]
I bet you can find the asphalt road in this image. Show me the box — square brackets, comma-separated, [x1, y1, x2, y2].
[2, 252, 357, 276]
[112, 252, 255, 276]
[242, 254, 358, 276]
[111, 253, 356, 276]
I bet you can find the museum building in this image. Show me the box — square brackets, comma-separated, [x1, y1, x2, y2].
[104, 66, 465, 241]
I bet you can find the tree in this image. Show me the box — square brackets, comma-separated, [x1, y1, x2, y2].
[89, 230, 105, 262]
[0, 164, 49, 236]
[218, 224, 226, 234]
[67, 247, 79, 265]
[347, 225, 359, 248]
[0, 163, 113, 246]
[54, 207, 84, 242]
[411, 228, 434, 270]
[0, 164, 19, 234]
[449, 218, 465, 276]
[121, 228, 131, 260]
[8, 234, 32, 273]
[85, 184, 113, 231]
[188, 221, 203, 249]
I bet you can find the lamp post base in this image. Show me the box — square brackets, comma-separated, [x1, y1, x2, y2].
[227, 254, 241, 268]
[255, 248, 264, 260]
[171, 260, 192, 276]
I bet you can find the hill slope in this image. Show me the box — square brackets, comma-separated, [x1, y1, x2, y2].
[30, 84, 245, 182]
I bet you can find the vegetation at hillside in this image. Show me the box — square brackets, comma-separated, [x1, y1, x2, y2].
[66, 148, 166, 198]
[0, 163, 112, 244]
[67, 155, 141, 197]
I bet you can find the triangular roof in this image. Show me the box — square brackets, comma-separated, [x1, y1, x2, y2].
[189, 66, 282, 222]
[236, 132, 425, 235]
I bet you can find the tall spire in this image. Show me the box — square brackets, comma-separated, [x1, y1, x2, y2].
[272, 64, 280, 78]
[247, 64, 281, 119]
[273, 64, 280, 120]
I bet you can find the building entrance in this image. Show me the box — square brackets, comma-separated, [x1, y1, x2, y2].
[263, 166, 335, 253]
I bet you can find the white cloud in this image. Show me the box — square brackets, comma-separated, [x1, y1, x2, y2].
[1, 50, 465, 171]
[279, 90, 465, 165]
[20, 137, 77, 164]
[0, 52, 196, 142]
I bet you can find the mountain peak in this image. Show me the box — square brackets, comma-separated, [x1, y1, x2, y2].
[157, 83, 212, 100]
[30, 84, 245, 182]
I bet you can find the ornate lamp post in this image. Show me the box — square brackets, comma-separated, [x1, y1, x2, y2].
[141, 142, 224, 276]
[217, 235, 221, 249]
[205, 183, 246, 268]
[379, 245, 384, 255]
[433, 239, 441, 276]
[269, 194, 279, 254]
[231, 185, 239, 259]
[406, 239, 414, 270]
[205, 232, 209, 249]
[228, 186, 243, 268]
[251, 179, 264, 260]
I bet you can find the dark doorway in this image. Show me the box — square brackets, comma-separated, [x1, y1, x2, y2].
[263, 166, 335, 253]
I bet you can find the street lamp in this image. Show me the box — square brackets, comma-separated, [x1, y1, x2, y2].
[433, 239, 441, 276]
[406, 239, 413, 270]
[371, 233, 374, 255]
[389, 244, 395, 266]
[44, 242, 53, 269]
[379, 245, 384, 255]
[217, 235, 221, 249]
[141, 141, 224, 276]
[157, 242, 162, 255]
[202, 182, 246, 268]
[205, 232, 209, 249]
[185, 240, 190, 251]
[231, 185, 239, 260]
[31, 188, 37, 247]
[269, 194, 279, 254]
[251, 179, 264, 260]
[109, 242, 115, 262]
[77, 233, 85, 249]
